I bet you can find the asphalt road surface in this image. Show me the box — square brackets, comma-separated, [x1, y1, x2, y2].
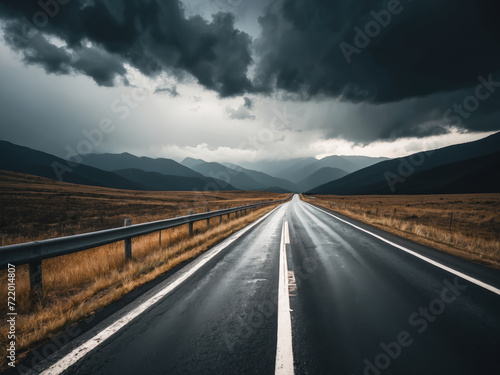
[32, 195, 500, 375]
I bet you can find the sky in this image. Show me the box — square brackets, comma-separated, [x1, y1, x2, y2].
[0, 0, 499, 164]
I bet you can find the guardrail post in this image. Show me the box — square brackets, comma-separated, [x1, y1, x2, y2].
[124, 219, 132, 260]
[189, 210, 194, 236]
[159, 230, 162, 247]
[29, 260, 42, 300]
[235, 210, 239, 218]
[219, 215, 223, 224]
[206, 208, 210, 229]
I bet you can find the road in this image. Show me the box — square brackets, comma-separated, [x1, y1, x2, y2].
[32, 195, 500, 375]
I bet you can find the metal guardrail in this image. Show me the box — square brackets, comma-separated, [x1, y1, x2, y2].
[0, 195, 291, 298]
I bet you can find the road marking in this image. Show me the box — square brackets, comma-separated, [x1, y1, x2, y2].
[275, 218, 294, 375]
[288, 271, 297, 297]
[40, 205, 284, 375]
[307, 202, 500, 296]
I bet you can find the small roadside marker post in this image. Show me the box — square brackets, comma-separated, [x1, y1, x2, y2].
[189, 210, 194, 236]
[124, 219, 132, 260]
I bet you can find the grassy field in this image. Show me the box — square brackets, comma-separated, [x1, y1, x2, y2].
[302, 194, 500, 268]
[0, 170, 286, 245]
[0, 170, 286, 369]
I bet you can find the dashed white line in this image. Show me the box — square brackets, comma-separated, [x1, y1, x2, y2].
[275, 218, 294, 375]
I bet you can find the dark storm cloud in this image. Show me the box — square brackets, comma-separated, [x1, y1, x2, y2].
[255, 0, 500, 103]
[72, 46, 128, 87]
[0, 0, 253, 96]
[251, 0, 500, 141]
[319, 82, 500, 144]
[1, 0, 500, 144]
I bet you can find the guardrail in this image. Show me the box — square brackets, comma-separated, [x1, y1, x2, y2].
[0, 195, 291, 299]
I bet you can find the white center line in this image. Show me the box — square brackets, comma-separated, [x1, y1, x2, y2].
[275, 219, 295, 375]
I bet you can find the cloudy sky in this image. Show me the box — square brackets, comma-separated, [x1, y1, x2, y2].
[0, 0, 499, 164]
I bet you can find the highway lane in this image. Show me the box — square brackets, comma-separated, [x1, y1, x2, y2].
[30, 195, 499, 375]
[54, 203, 290, 375]
[287, 196, 500, 374]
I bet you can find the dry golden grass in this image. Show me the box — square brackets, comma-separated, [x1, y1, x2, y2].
[0, 170, 286, 369]
[0, 170, 286, 245]
[302, 194, 500, 268]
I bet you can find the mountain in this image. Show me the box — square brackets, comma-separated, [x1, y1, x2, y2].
[336, 155, 390, 171]
[82, 153, 201, 178]
[181, 157, 206, 169]
[346, 151, 500, 195]
[181, 160, 266, 191]
[275, 155, 388, 183]
[210, 156, 388, 185]
[296, 167, 349, 192]
[223, 163, 297, 192]
[0, 140, 238, 192]
[0, 140, 143, 190]
[308, 132, 500, 195]
[241, 157, 318, 177]
[113, 169, 237, 191]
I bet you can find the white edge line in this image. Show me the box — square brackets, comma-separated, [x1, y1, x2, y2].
[275, 218, 294, 375]
[306, 201, 500, 296]
[41, 205, 284, 375]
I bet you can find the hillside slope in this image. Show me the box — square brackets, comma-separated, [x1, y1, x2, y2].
[82, 153, 201, 178]
[0, 140, 143, 190]
[114, 169, 238, 191]
[308, 132, 500, 195]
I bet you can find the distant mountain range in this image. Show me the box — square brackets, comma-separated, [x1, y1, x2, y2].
[296, 167, 348, 192]
[2, 132, 498, 194]
[181, 159, 266, 191]
[0, 140, 142, 190]
[308, 132, 500, 195]
[181, 158, 298, 192]
[0, 141, 235, 192]
[82, 153, 200, 178]
[238, 155, 388, 182]
[113, 169, 237, 192]
[181, 155, 387, 192]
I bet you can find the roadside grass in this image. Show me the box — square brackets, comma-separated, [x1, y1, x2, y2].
[0, 170, 286, 369]
[301, 194, 500, 268]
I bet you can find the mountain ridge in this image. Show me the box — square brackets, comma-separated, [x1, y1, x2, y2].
[308, 132, 500, 195]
